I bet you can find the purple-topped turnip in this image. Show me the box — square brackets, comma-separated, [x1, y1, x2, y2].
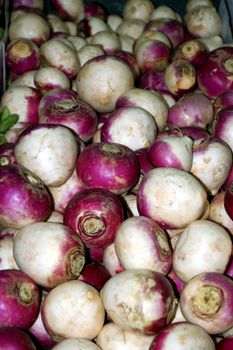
[114, 216, 172, 274]
[50, 0, 84, 22]
[6, 38, 40, 75]
[101, 106, 157, 151]
[197, 47, 233, 99]
[209, 191, 233, 235]
[102, 242, 124, 276]
[144, 18, 185, 47]
[96, 322, 154, 350]
[84, 1, 108, 21]
[78, 262, 111, 291]
[40, 39, 80, 80]
[64, 188, 124, 250]
[167, 92, 213, 128]
[13, 222, 86, 288]
[134, 39, 171, 72]
[0, 327, 37, 350]
[49, 169, 85, 214]
[101, 268, 177, 335]
[34, 67, 70, 92]
[0, 269, 41, 329]
[214, 106, 233, 153]
[172, 39, 208, 66]
[0, 163, 52, 228]
[14, 124, 80, 187]
[38, 88, 98, 142]
[76, 142, 140, 195]
[116, 87, 168, 131]
[0, 85, 41, 127]
[214, 91, 233, 114]
[29, 291, 56, 349]
[164, 59, 196, 97]
[180, 272, 233, 334]
[148, 133, 193, 171]
[149, 322, 215, 350]
[217, 337, 233, 350]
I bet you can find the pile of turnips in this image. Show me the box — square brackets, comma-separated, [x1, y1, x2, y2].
[1, 0, 233, 349]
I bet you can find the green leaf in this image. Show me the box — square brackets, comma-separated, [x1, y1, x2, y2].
[0, 135, 6, 146]
[0, 114, 19, 134]
[0, 106, 10, 121]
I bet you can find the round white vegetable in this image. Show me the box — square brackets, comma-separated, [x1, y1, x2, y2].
[102, 243, 124, 276]
[0, 85, 40, 127]
[42, 280, 105, 341]
[0, 236, 18, 270]
[51, 338, 102, 350]
[11, 70, 37, 88]
[40, 39, 80, 80]
[77, 44, 105, 67]
[107, 15, 123, 32]
[114, 216, 172, 274]
[13, 222, 86, 288]
[172, 219, 232, 282]
[150, 5, 177, 21]
[14, 124, 79, 187]
[67, 36, 87, 51]
[51, 0, 84, 23]
[96, 322, 154, 350]
[208, 191, 233, 235]
[100, 106, 157, 151]
[149, 322, 216, 349]
[9, 13, 51, 45]
[118, 35, 135, 53]
[116, 19, 145, 40]
[134, 30, 172, 53]
[123, 0, 154, 22]
[47, 14, 69, 34]
[76, 55, 134, 113]
[90, 31, 121, 52]
[191, 138, 232, 196]
[101, 269, 176, 335]
[185, 6, 222, 38]
[46, 211, 64, 223]
[137, 167, 207, 229]
[34, 67, 70, 92]
[116, 88, 168, 131]
[186, 0, 213, 12]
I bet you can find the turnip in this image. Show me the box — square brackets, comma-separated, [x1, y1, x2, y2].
[96, 322, 154, 350]
[13, 222, 86, 288]
[137, 167, 207, 229]
[101, 269, 177, 335]
[76, 55, 135, 113]
[14, 124, 80, 187]
[42, 280, 105, 341]
[172, 219, 232, 282]
[180, 272, 233, 334]
[114, 216, 172, 274]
